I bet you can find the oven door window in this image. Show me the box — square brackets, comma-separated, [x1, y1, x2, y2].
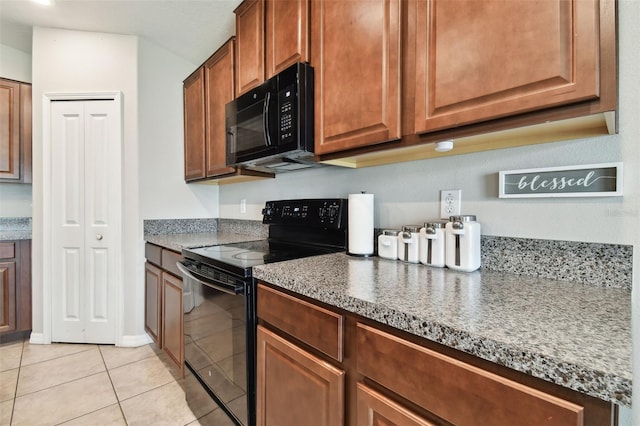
[184, 276, 249, 425]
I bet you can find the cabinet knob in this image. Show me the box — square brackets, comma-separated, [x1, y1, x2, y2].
[96, 234, 103, 240]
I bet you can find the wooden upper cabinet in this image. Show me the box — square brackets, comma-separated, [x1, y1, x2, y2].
[204, 39, 237, 177]
[235, 0, 265, 96]
[265, 0, 310, 79]
[183, 68, 206, 181]
[312, 0, 402, 155]
[0, 78, 31, 183]
[413, 0, 600, 134]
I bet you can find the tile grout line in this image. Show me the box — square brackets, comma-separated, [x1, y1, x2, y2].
[8, 338, 26, 425]
[97, 345, 129, 425]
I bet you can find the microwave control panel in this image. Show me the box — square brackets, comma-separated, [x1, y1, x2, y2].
[279, 85, 295, 142]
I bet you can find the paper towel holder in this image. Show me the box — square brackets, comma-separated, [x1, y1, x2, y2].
[347, 192, 375, 257]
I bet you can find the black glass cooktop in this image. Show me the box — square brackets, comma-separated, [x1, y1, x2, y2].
[183, 239, 342, 278]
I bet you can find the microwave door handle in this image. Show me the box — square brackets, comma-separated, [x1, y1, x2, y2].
[263, 91, 272, 147]
[176, 262, 239, 296]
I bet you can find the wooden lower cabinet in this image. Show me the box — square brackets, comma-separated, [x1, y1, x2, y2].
[256, 325, 344, 426]
[0, 240, 31, 338]
[144, 262, 162, 345]
[162, 271, 183, 374]
[257, 283, 611, 426]
[144, 243, 184, 373]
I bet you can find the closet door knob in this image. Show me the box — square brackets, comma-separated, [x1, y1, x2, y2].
[96, 234, 103, 240]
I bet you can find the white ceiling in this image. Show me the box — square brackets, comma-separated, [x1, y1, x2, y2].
[0, 0, 244, 65]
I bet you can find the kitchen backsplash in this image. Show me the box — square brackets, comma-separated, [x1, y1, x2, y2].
[143, 218, 218, 235]
[144, 218, 632, 290]
[480, 236, 632, 290]
[143, 218, 268, 239]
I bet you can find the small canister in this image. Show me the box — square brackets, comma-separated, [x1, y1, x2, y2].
[397, 225, 421, 263]
[445, 215, 481, 272]
[378, 230, 400, 260]
[419, 221, 447, 267]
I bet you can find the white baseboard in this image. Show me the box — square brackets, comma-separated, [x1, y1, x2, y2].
[119, 333, 153, 347]
[29, 332, 46, 344]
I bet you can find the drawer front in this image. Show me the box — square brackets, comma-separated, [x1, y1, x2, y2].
[258, 283, 343, 362]
[161, 249, 183, 277]
[356, 323, 584, 426]
[0, 242, 16, 259]
[145, 243, 162, 266]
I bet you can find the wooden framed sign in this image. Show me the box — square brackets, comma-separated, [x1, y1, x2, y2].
[499, 162, 623, 198]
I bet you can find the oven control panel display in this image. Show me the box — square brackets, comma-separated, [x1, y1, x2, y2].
[262, 199, 347, 228]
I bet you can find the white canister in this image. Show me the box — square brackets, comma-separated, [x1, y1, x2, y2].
[397, 225, 421, 263]
[419, 221, 447, 267]
[378, 230, 400, 260]
[445, 215, 481, 272]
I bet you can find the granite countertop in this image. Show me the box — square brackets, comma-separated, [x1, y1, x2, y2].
[144, 232, 263, 252]
[0, 218, 32, 241]
[253, 253, 632, 406]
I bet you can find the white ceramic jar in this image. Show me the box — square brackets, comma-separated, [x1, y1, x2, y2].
[419, 221, 447, 267]
[445, 215, 481, 272]
[378, 230, 400, 260]
[397, 225, 421, 263]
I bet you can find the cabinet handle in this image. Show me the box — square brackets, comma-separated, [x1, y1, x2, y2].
[96, 234, 103, 240]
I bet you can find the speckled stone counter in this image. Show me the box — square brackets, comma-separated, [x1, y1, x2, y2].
[253, 253, 632, 406]
[145, 232, 263, 252]
[0, 217, 32, 240]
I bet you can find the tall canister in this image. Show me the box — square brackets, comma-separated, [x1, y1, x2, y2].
[397, 225, 421, 263]
[445, 215, 481, 272]
[419, 221, 447, 267]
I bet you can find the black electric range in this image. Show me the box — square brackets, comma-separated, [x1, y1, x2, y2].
[179, 199, 348, 426]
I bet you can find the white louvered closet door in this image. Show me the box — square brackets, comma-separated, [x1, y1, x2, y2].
[50, 100, 121, 344]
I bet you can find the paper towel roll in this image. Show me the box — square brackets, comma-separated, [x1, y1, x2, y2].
[348, 193, 374, 256]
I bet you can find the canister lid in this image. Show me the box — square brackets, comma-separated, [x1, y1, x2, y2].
[381, 229, 400, 236]
[401, 225, 422, 233]
[424, 221, 447, 229]
[449, 215, 477, 222]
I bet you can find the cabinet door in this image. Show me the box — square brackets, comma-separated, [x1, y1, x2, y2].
[0, 260, 17, 334]
[162, 272, 184, 374]
[265, 0, 310, 79]
[257, 325, 344, 426]
[357, 383, 436, 426]
[0, 79, 20, 180]
[235, 0, 265, 96]
[312, 0, 401, 155]
[413, 0, 600, 133]
[144, 262, 162, 346]
[204, 39, 238, 177]
[183, 68, 206, 181]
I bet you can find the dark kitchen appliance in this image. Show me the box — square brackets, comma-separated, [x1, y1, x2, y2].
[178, 198, 347, 426]
[225, 62, 316, 173]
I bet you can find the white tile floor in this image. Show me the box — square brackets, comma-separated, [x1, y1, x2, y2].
[0, 338, 235, 425]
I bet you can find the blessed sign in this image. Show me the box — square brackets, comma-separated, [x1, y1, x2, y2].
[499, 163, 623, 198]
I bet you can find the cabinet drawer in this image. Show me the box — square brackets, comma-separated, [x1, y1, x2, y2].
[356, 323, 584, 426]
[161, 249, 183, 277]
[258, 283, 343, 362]
[0, 242, 15, 259]
[145, 243, 162, 266]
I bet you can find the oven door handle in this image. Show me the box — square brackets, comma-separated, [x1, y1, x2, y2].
[176, 262, 242, 296]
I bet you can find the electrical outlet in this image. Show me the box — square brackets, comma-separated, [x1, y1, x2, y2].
[240, 199, 247, 214]
[440, 189, 461, 219]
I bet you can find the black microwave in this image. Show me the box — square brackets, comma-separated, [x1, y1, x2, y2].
[225, 62, 315, 172]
